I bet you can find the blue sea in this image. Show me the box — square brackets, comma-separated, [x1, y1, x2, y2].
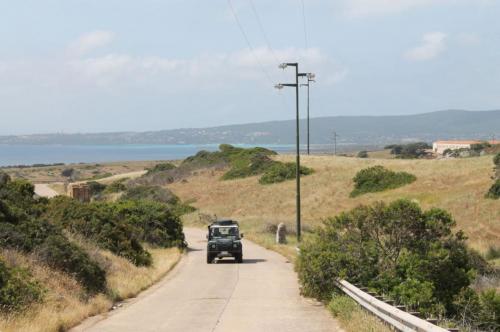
[0, 144, 298, 167]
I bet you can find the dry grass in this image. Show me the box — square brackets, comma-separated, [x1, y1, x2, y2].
[3, 160, 162, 184]
[172, 154, 499, 253]
[0, 244, 181, 332]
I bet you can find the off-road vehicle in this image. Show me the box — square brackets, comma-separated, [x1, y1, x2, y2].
[206, 220, 243, 263]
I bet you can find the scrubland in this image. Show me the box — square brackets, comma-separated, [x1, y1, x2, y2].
[172, 154, 499, 253]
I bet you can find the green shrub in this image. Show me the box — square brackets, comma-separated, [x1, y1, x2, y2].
[453, 288, 500, 330]
[121, 185, 179, 205]
[0, 178, 107, 293]
[222, 154, 277, 180]
[36, 235, 106, 293]
[61, 168, 75, 177]
[0, 259, 44, 312]
[486, 246, 500, 260]
[350, 165, 416, 197]
[494, 153, 500, 167]
[486, 180, 500, 199]
[146, 163, 176, 175]
[357, 151, 368, 158]
[259, 162, 313, 185]
[104, 178, 127, 193]
[296, 199, 475, 315]
[86, 181, 107, 196]
[387, 142, 431, 159]
[112, 200, 185, 248]
[46, 197, 152, 266]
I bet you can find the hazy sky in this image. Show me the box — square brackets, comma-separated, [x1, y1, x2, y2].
[1, 0, 499, 135]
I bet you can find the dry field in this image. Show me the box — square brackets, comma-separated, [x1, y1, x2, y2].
[0, 245, 181, 332]
[171, 154, 499, 253]
[2, 160, 164, 184]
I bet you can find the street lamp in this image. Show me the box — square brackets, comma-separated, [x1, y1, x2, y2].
[275, 62, 307, 242]
[300, 73, 316, 155]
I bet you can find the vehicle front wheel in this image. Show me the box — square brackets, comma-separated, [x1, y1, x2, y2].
[207, 254, 213, 264]
[235, 253, 243, 263]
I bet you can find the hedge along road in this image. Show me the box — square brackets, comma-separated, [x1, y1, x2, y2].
[73, 228, 343, 332]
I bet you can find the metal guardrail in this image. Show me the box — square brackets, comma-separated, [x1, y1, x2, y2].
[335, 280, 451, 332]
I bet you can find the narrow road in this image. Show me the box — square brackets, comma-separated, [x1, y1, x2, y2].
[34, 183, 59, 198]
[73, 228, 342, 332]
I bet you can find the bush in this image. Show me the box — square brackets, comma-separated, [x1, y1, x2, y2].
[296, 199, 475, 315]
[112, 200, 185, 248]
[104, 179, 127, 193]
[357, 151, 368, 158]
[0, 177, 106, 293]
[46, 197, 152, 266]
[61, 168, 75, 177]
[122, 185, 179, 205]
[86, 181, 107, 196]
[486, 180, 500, 199]
[453, 288, 500, 330]
[259, 162, 313, 185]
[350, 165, 416, 197]
[222, 154, 277, 180]
[494, 153, 500, 167]
[146, 163, 176, 175]
[0, 259, 44, 312]
[387, 142, 431, 159]
[36, 235, 106, 293]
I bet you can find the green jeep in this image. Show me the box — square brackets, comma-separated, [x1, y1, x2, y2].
[206, 220, 243, 264]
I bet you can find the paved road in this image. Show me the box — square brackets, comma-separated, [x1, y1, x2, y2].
[34, 183, 59, 198]
[73, 228, 343, 332]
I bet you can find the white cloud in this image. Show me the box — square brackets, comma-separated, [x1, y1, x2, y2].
[67, 30, 115, 57]
[404, 32, 447, 61]
[65, 47, 346, 89]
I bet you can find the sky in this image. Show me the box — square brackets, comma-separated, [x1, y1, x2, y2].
[0, 0, 499, 135]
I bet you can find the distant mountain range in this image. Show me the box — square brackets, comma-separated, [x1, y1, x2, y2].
[1, 110, 499, 146]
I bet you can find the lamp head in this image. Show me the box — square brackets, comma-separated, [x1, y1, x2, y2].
[279, 63, 288, 70]
[274, 83, 284, 90]
[307, 73, 316, 81]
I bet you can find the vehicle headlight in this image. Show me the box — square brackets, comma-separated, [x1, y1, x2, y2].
[233, 243, 239, 248]
[211, 244, 216, 249]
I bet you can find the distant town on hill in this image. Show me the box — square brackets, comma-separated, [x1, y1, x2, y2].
[1, 110, 499, 146]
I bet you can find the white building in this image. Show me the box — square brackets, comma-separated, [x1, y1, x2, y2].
[432, 140, 498, 154]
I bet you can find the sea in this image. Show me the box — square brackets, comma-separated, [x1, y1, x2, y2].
[0, 144, 301, 167]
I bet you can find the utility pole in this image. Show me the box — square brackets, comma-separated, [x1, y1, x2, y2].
[300, 73, 315, 155]
[333, 131, 338, 155]
[275, 63, 307, 242]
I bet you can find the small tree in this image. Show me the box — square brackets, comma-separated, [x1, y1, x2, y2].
[296, 199, 475, 315]
[357, 151, 368, 158]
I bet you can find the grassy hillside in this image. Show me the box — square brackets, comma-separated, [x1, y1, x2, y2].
[171, 154, 499, 253]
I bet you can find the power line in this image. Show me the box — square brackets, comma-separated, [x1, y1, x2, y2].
[227, 0, 274, 84]
[247, 0, 279, 64]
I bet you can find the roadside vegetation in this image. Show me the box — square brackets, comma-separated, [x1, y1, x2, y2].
[132, 144, 313, 186]
[486, 153, 500, 199]
[0, 171, 186, 331]
[350, 165, 416, 197]
[385, 142, 431, 159]
[296, 199, 499, 330]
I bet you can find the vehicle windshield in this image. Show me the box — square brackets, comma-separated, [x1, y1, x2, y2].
[210, 226, 239, 238]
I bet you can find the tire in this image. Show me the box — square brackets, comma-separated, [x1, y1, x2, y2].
[235, 253, 243, 263]
[207, 254, 213, 264]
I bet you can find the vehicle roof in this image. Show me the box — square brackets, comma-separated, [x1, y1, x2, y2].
[211, 224, 238, 228]
[210, 219, 239, 226]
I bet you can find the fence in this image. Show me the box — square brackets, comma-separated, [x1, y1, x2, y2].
[335, 280, 457, 332]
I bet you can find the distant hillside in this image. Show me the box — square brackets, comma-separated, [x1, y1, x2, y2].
[1, 110, 499, 146]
